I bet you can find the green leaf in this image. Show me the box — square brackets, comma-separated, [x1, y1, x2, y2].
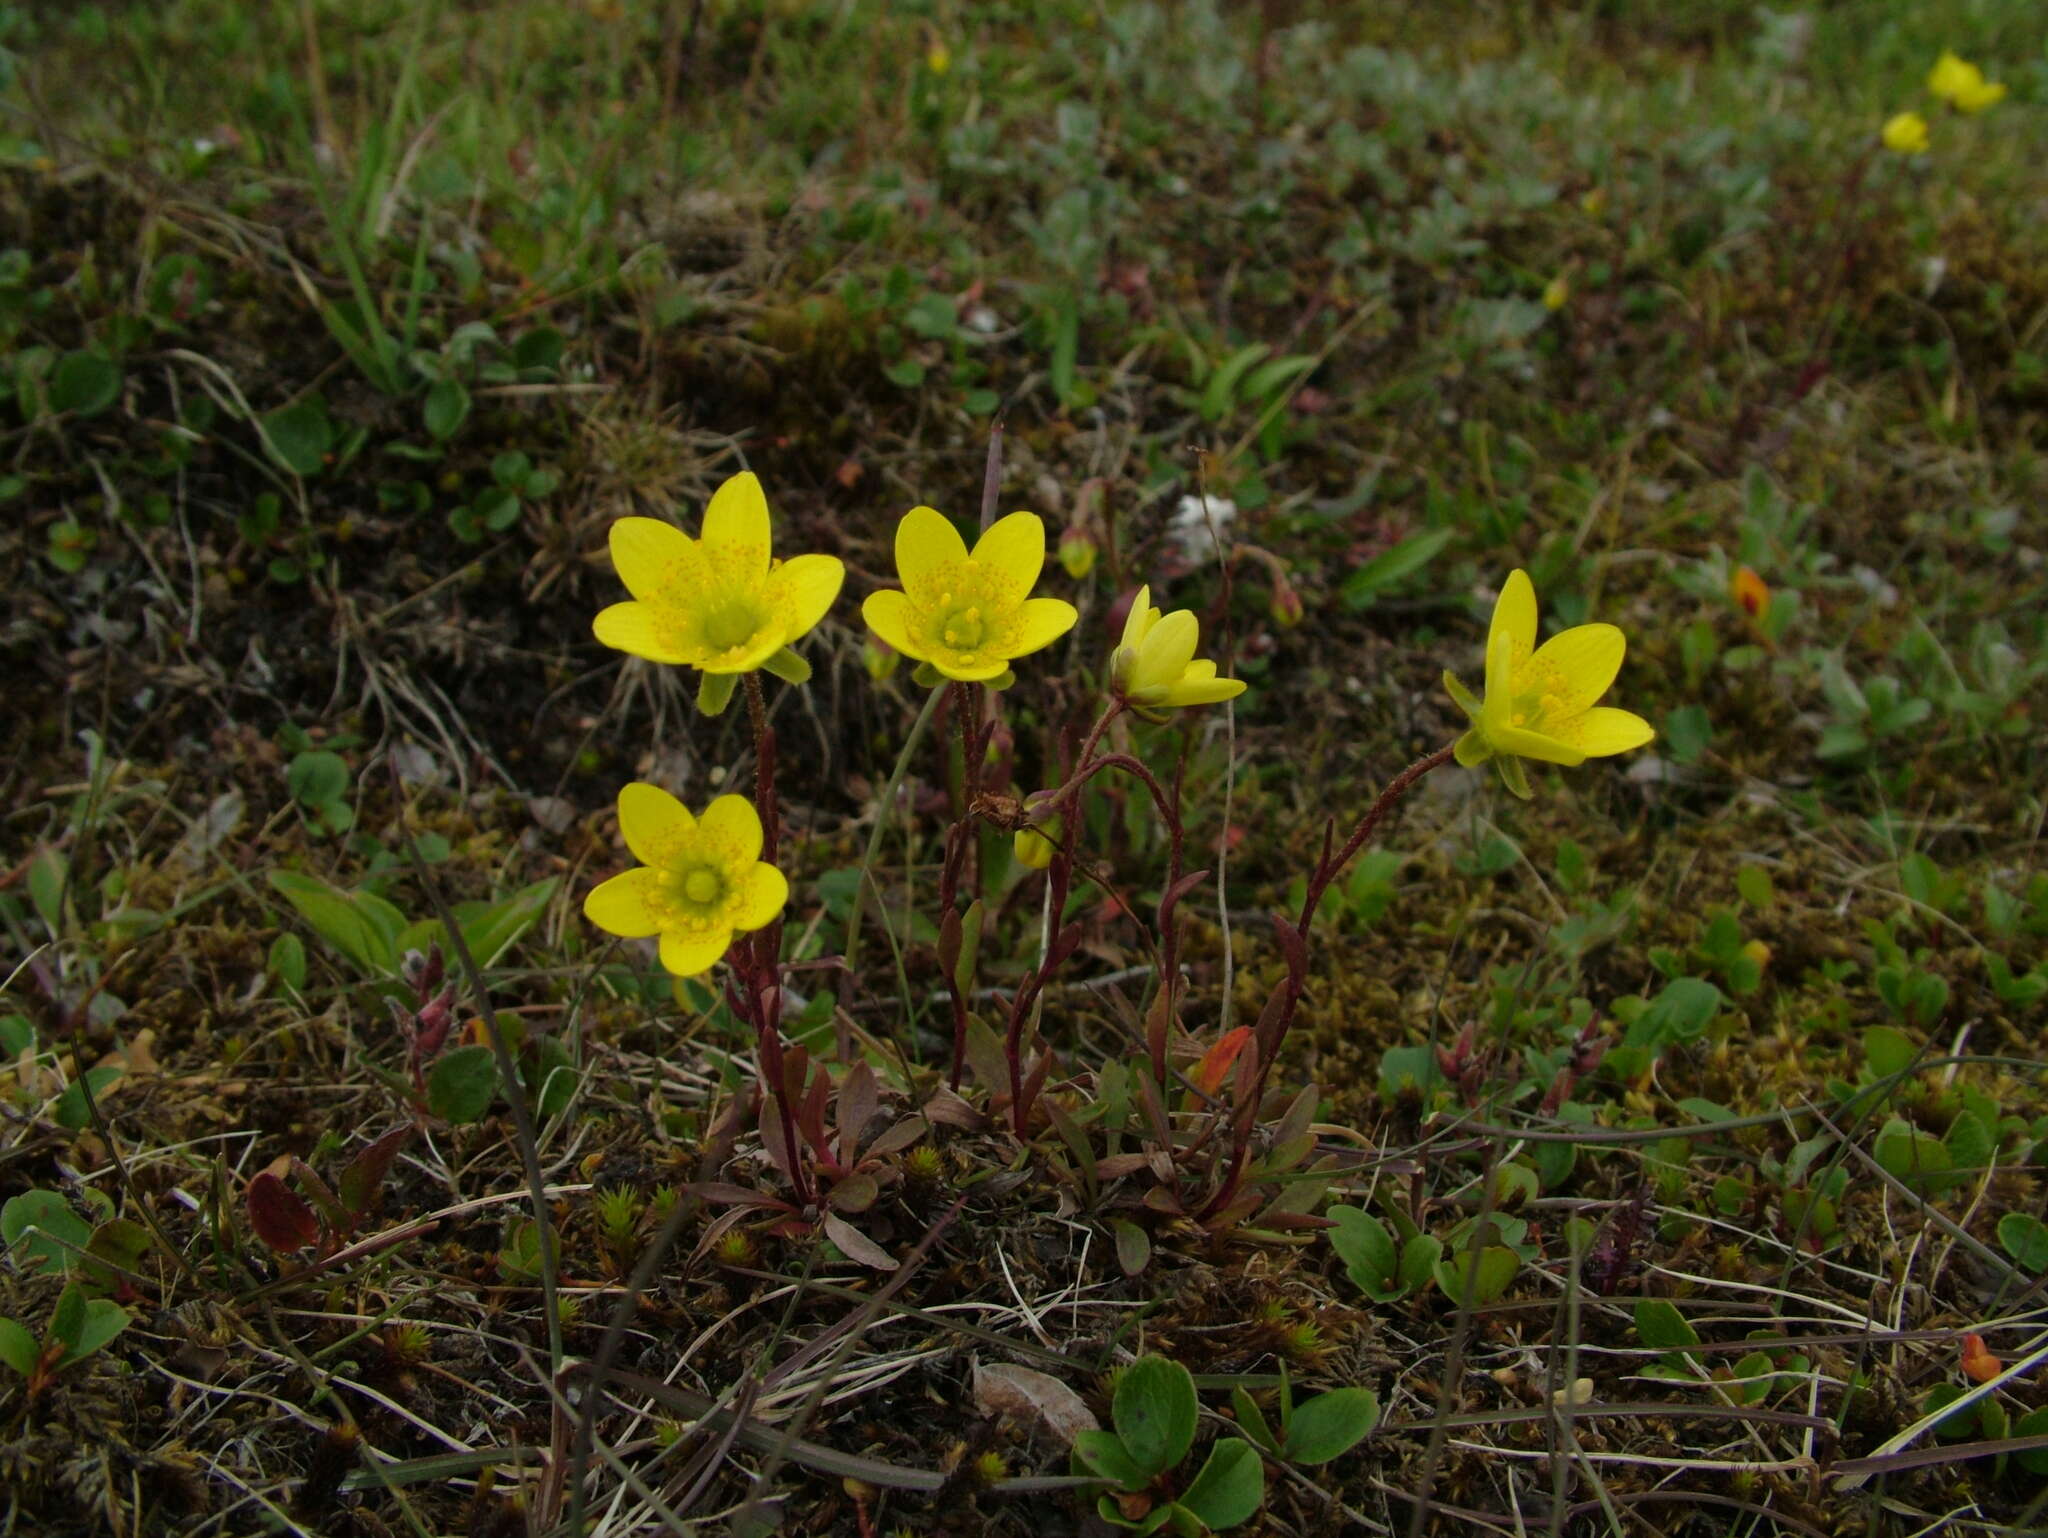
[1873, 1121, 1953, 1192]
[1201, 343, 1270, 422]
[50, 349, 122, 417]
[1433, 1245, 1517, 1308]
[512, 327, 565, 371]
[286, 750, 351, 810]
[337, 1125, 414, 1217]
[1626, 976, 1723, 1051]
[0, 1014, 33, 1056]
[1072, 1428, 1152, 1492]
[1112, 1218, 1151, 1278]
[1176, 1438, 1263, 1530]
[52, 1065, 123, 1130]
[48, 1282, 86, 1349]
[1398, 1233, 1442, 1292]
[1229, 1387, 1277, 1455]
[2016, 1407, 2048, 1475]
[697, 671, 738, 717]
[2, 1191, 91, 1276]
[1113, 1355, 1198, 1476]
[1341, 528, 1455, 609]
[61, 1298, 127, 1365]
[1326, 1206, 1401, 1297]
[268, 932, 307, 991]
[1862, 1026, 1917, 1080]
[1633, 1297, 1700, 1355]
[261, 400, 334, 476]
[75, 1218, 151, 1295]
[267, 870, 404, 975]
[761, 646, 813, 685]
[1998, 1212, 2048, 1272]
[475, 486, 522, 532]
[1281, 1388, 1379, 1464]
[423, 376, 470, 440]
[1945, 1110, 1995, 1174]
[0, 1318, 37, 1378]
[882, 358, 926, 388]
[531, 1034, 578, 1118]
[427, 1045, 499, 1125]
[1663, 704, 1712, 765]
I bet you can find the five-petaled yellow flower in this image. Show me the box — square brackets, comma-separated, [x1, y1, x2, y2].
[1928, 51, 2006, 114]
[593, 471, 843, 679]
[862, 507, 1077, 682]
[1882, 111, 1931, 155]
[1443, 569, 1654, 799]
[583, 785, 788, 977]
[1110, 585, 1247, 717]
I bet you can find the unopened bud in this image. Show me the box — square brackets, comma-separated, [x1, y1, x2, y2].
[1058, 525, 1097, 579]
[1730, 565, 1770, 624]
[1270, 573, 1304, 628]
[862, 636, 900, 682]
[1543, 274, 1569, 312]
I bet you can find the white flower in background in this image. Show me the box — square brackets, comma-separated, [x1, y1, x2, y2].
[1167, 494, 1235, 564]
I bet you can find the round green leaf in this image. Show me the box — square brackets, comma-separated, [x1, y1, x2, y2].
[286, 749, 350, 809]
[1281, 1388, 1379, 1465]
[423, 376, 470, 440]
[261, 400, 334, 476]
[428, 1045, 499, 1125]
[49, 350, 122, 417]
[1998, 1212, 2048, 1273]
[0, 1318, 37, 1378]
[1113, 1355, 1198, 1476]
[2, 1190, 91, 1276]
[1176, 1437, 1263, 1530]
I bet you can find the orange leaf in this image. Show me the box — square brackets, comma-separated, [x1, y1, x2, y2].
[1961, 1333, 2002, 1383]
[1193, 1027, 1254, 1098]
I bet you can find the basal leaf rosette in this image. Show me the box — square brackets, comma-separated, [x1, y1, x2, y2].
[1443, 568, 1654, 799]
[861, 507, 1077, 684]
[583, 785, 788, 977]
[1110, 584, 1247, 719]
[593, 471, 843, 703]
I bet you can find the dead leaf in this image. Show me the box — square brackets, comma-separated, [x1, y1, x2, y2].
[973, 1362, 1099, 1447]
[822, 1212, 897, 1271]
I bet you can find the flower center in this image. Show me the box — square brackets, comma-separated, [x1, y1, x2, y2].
[683, 869, 723, 905]
[938, 602, 986, 651]
[1510, 690, 1568, 731]
[703, 599, 766, 651]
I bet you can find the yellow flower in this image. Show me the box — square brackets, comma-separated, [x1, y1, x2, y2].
[583, 785, 788, 977]
[1882, 111, 1931, 155]
[593, 471, 843, 678]
[1443, 569, 1654, 799]
[1110, 585, 1247, 715]
[1955, 77, 2007, 114]
[861, 507, 1077, 683]
[1542, 274, 1570, 312]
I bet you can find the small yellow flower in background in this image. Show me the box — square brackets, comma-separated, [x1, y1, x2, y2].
[1110, 585, 1247, 716]
[926, 41, 951, 75]
[1443, 569, 1654, 799]
[1729, 564, 1771, 624]
[862, 507, 1077, 683]
[1928, 51, 2005, 113]
[1058, 524, 1097, 579]
[583, 784, 788, 977]
[1579, 187, 1606, 216]
[1542, 274, 1570, 312]
[1882, 111, 1931, 155]
[594, 471, 843, 682]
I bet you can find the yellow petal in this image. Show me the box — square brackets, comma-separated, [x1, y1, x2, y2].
[697, 628, 785, 676]
[1545, 706, 1655, 758]
[1008, 597, 1078, 660]
[1492, 723, 1589, 767]
[1161, 674, 1245, 708]
[608, 517, 700, 602]
[593, 602, 693, 664]
[702, 471, 771, 560]
[1482, 626, 1516, 730]
[583, 868, 663, 937]
[895, 505, 968, 594]
[1120, 586, 1157, 652]
[660, 928, 733, 978]
[970, 511, 1046, 600]
[734, 863, 790, 930]
[1522, 623, 1626, 716]
[929, 651, 1012, 684]
[776, 553, 844, 640]
[617, 782, 693, 866]
[1132, 609, 1199, 691]
[1488, 569, 1538, 672]
[697, 794, 765, 864]
[861, 589, 925, 660]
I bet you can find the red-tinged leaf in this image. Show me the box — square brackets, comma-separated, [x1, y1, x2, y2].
[1252, 978, 1292, 1058]
[1094, 1154, 1153, 1180]
[1193, 1027, 1255, 1098]
[1961, 1333, 2002, 1383]
[1156, 868, 1211, 931]
[1254, 1211, 1337, 1232]
[1044, 920, 1084, 972]
[826, 1172, 879, 1214]
[1200, 1189, 1261, 1232]
[337, 1125, 414, 1217]
[247, 1171, 320, 1253]
[758, 1094, 798, 1184]
[685, 1182, 793, 1211]
[1270, 911, 1308, 982]
[922, 1085, 986, 1130]
[1144, 986, 1174, 1077]
[865, 1115, 928, 1158]
[822, 1213, 898, 1271]
[837, 1062, 879, 1167]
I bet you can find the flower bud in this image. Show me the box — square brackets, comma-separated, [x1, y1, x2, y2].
[1270, 573, 1304, 628]
[1729, 565, 1770, 624]
[1543, 275, 1569, 312]
[862, 635, 900, 682]
[1058, 524, 1097, 579]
